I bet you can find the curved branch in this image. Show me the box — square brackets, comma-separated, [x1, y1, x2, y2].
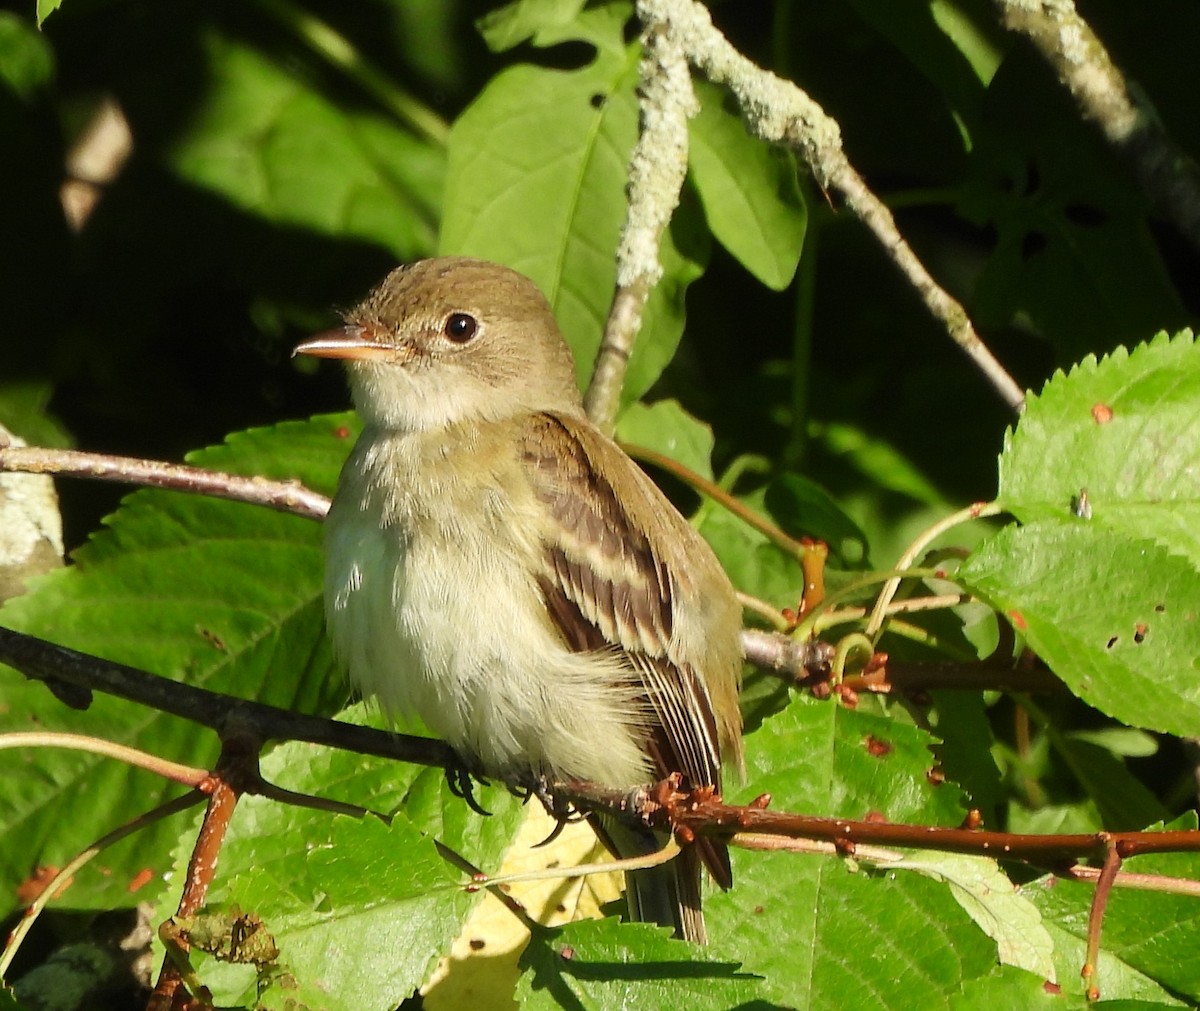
[636, 0, 1026, 413]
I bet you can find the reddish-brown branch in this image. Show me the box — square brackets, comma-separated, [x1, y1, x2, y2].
[148, 775, 241, 1010]
[1082, 840, 1122, 1001]
[551, 777, 1200, 870]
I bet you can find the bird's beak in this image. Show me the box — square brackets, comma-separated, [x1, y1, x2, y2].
[294, 324, 397, 362]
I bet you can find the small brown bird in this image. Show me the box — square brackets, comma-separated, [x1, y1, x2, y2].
[295, 257, 743, 943]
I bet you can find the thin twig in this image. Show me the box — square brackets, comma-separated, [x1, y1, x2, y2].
[623, 442, 815, 561]
[996, 0, 1200, 252]
[0, 445, 331, 521]
[0, 732, 209, 787]
[636, 0, 1026, 412]
[866, 501, 1001, 638]
[0, 791, 204, 980]
[1082, 838, 1122, 1001]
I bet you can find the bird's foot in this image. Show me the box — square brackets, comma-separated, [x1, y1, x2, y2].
[445, 757, 492, 817]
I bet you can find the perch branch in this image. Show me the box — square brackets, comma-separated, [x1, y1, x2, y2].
[0, 625, 453, 770]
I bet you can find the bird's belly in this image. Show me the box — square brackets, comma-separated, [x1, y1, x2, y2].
[323, 507, 650, 787]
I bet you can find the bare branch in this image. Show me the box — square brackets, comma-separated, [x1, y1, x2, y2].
[0, 444, 330, 521]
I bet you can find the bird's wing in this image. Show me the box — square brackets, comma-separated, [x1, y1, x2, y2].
[516, 410, 733, 808]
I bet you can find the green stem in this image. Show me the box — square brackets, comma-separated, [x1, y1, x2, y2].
[785, 187, 819, 468]
[259, 0, 450, 146]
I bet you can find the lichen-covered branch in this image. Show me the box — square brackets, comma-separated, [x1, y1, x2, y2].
[996, 0, 1200, 253]
[635, 0, 1026, 413]
[585, 22, 697, 431]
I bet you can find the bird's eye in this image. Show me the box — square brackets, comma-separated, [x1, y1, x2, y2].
[443, 312, 478, 343]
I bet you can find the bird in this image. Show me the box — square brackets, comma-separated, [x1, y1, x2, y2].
[295, 256, 743, 943]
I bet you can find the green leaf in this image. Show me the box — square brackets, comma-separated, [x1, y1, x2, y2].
[477, 0, 589, 52]
[895, 851, 1054, 979]
[704, 697, 996, 1009]
[695, 484, 805, 609]
[0, 14, 54, 97]
[950, 964, 1088, 1010]
[440, 3, 708, 404]
[516, 919, 761, 1010]
[0, 380, 72, 448]
[959, 522, 1200, 738]
[959, 53, 1189, 362]
[764, 472, 869, 566]
[0, 985, 30, 1010]
[167, 28, 442, 260]
[33, 0, 61, 28]
[0, 414, 357, 916]
[999, 331, 1200, 569]
[194, 727, 526, 1011]
[846, 0, 996, 145]
[1050, 731, 1167, 832]
[689, 80, 806, 290]
[615, 399, 714, 481]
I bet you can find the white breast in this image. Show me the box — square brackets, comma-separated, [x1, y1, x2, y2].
[323, 429, 651, 788]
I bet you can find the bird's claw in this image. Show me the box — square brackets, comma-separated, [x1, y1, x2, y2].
[445, 759, 491, 817]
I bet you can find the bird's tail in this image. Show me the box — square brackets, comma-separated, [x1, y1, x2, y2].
[596, 816, 710, 944]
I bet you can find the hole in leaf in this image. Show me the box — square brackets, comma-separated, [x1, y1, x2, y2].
[1020, 230, 1048, 260]
[1064, 203, 1108, 228]
[1106, 635, 1119, 649]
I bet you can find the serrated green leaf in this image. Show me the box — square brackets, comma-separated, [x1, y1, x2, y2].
[440, 3, 708, 405]
[999, 331, 1200, 568]
[896, 852, 1054, 980]
[0, 414, 357, 916]
[167, 28, 442, 260]
[191, 715, 526, 1011]
[704, 697, 993, 1009]
[615, 399, 714, 481]
[689, 79, 806, 290]
[516, 919, 760, 1010]
[959, 522, 1200, 738]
